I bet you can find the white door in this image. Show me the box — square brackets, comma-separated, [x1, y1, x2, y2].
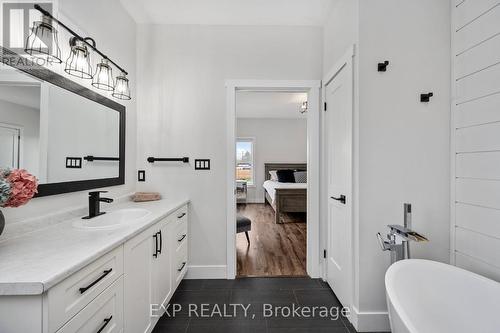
[325, 60, 353, 307]
[0, 124, 20, 169]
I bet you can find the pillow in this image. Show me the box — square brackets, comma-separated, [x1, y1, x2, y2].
[269, 170, 278, 181]
[276, 169, 295, 183]
[294, 171, 307, 183]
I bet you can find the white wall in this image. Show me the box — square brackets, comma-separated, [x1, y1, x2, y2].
[323, 0, 450, 331]
[236, 118, 307, 203]
[451, 1, 500, 281]
[0, 99, 40, 174]
[136, 24, 323, 276]
[3, 0, 137, 225]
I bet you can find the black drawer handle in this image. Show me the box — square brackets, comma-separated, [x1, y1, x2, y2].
[79, 269, 112, 294]
[177, 262, 186, 272]
[96, 315, 113, 333]
[158, 230, 163, 254]
[153, 233, 159, 258]
[177, 234, 187, 242]
[177, 212, 186, 219]
[330, 195, 346, 204]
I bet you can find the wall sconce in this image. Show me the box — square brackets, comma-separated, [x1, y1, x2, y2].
[300, 101, 308, 114]
[25, 5, 131, 101]
[25, 15, 62, 63]
[92, 58, 115, 91]
[65, 37, 93, 79]
[113, 72, 131, 100]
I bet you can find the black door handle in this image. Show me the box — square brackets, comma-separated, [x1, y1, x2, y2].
[177, 213, 186, 219]
[96, 316, 113, 333]
[79, 269, 112, 294]
[178, 234, 187, 242]
[331, 195, 346, 204]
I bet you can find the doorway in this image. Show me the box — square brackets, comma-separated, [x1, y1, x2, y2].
[226, 80, 321, 279]
[0, 123, 21, 169]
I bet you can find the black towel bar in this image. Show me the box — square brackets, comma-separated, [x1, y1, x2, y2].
[147, 157, 189, 163]
[84, 156, 120, 162]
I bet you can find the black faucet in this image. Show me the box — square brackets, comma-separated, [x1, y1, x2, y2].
[82, 191, 114, 219]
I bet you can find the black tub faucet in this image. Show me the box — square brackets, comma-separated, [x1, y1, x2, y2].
[82, 191, 114, 219]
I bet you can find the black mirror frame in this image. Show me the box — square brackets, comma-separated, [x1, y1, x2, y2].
[0, 46, 125, 197]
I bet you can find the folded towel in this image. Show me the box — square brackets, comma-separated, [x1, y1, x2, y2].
[132, 192, 161, 202]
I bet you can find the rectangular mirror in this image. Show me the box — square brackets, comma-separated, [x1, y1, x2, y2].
[0, 47, 125, 197]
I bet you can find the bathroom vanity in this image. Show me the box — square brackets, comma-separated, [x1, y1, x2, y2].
[0, 198, 189, 333]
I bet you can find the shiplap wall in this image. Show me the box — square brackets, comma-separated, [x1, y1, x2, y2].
[452, 0, 500, 281]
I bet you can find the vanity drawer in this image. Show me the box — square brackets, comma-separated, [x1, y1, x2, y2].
[172, 205, 188, 224]
[56, 276, 123, 333]
[47, 246, 124, 332]
[174, 221, 188, 250]
[173, 241, 188, 287]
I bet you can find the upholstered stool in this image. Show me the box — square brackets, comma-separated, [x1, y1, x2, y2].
[236, 215, 252, 244]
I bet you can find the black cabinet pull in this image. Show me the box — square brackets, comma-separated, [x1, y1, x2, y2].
[153, 233, 158, 258]
[330, 195, 346, 204]
[96, 315, 113, 333]
[79, 269, 112, 294]
[177, 262, 186, 272]
[177, 234, 187, 242]
[158, 230, 163, 254]
[177, 213, 186, 219]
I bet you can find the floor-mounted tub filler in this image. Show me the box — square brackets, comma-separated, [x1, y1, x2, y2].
[385, 259, 500, 333]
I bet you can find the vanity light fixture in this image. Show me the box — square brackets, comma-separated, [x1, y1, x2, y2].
[112, 72, 131, 100]
[25, 4, 132, 100]
[24, 14, 62, 63]
[92, 58, 114, 91]
[65, 37, 93, 79]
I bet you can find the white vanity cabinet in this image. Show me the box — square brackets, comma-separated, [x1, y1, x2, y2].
[0, 202, 189, 333]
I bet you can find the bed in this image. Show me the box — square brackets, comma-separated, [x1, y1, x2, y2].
[264, 163, 307, 224]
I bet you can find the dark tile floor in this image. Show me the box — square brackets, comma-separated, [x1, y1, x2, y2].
[152, 277, 390, 333]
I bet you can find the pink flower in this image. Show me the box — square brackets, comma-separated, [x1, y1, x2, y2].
[3, 169, 38, 208]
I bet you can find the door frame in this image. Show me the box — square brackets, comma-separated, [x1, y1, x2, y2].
[321, 45, 356, 307]
[225, 80, 322, 279]
[0, 122, 23, 169]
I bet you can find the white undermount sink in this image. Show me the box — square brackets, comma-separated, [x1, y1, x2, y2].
[73, 208, 152, 230]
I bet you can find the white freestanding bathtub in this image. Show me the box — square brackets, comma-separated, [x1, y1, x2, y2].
[385, 259, 500, 333]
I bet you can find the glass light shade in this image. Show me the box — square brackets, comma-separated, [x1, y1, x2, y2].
[92, 59, 114, 91]
[64, 39, 93, 79]
[25, 16, 62, 64]
[112, 73, 131, 100]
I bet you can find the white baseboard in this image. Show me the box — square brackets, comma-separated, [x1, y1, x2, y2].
[349, 305, 391, 332]
[184, 265, 227, 279]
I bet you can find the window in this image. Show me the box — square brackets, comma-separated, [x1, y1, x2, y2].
[236, 138, 254, 185]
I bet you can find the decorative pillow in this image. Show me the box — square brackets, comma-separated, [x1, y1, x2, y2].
[276, 169, 296, 183]
[269, 170, 278, 181]
[294, 171, 307, 183]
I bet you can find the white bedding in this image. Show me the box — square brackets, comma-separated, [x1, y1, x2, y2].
[263, 180, 307, 203]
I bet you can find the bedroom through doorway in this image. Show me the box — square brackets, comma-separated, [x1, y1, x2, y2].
[235, 90, 309, 277]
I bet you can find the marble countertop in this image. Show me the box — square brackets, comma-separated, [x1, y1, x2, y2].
[0, 198, 189, 296]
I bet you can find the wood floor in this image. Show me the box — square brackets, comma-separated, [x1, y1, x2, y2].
[236, 203, 307, 277]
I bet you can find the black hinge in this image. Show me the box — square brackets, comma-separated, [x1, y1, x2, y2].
[324, 102, 327, 111]
[323, 249, 327, 259]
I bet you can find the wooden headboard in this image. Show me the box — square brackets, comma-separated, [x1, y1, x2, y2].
[265, 163, 307, 180]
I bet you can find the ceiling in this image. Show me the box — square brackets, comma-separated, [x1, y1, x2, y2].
[236, 91, 307, 119]
[120, 0, 335, 26]
[0, 84, 41, 110]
